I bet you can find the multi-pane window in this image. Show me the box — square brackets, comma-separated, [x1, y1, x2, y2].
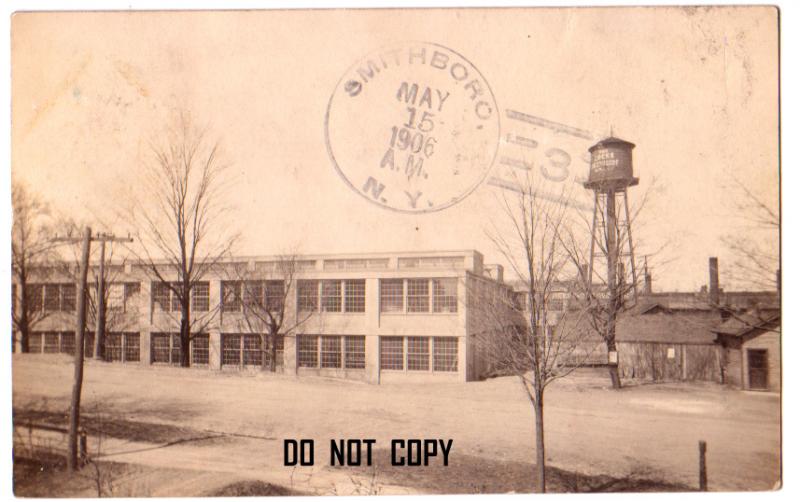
[378, 336, 458, 372]
[274, 335, 285, 367]
[221, 334, 263, 367]
[298, 335, 319, 367]
[298, 280, 365, 313]
[124, 282, 141, 306]
[43, 332, 60, 353]
[344, 336, 366, 369]
[124, 333, 141, 362]
[243, 281, 263, 310]
[406, 279, 430, 313]
[320, 336, 342, 368]
[170, 283, 182, 312]
[381, 279, 458, 314]
[28, 332, 43, 352]
[243, 334, 262, 366]
[321, 281, 342, 312]
[407, 337, 431, 371]
[192, 282, 210, 312]
[380, 337, 404, 370]
[34, 284, 75, 312]
[105, 333, 123, 361]
[60, 332, 75, 355]
[151, 333, 181, 365]
[264, 281, 285, 311]
[297, 280, 319, 312]
[222, 281, 243, 312]
[29, 285, 44, 312]
[60, 284, 76, 312]
[344, 280, 366, 313]
[432, 279, 458, 313]
[106, 282, 140, 312]
[44, 284, 60, 311]
[192, 334, 209, 365]
[380, 279, 404, 312]
[433, 337, 458, 372]
[28, 331, 77, 354]
[152, 283, 172, 312]
[222, 334, 242, 366]
[296, 335, 365, 369]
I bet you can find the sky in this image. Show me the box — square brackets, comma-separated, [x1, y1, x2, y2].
[10, 7, 779, 292]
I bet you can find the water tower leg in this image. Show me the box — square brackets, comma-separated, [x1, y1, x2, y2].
[623, 189, 638, 303]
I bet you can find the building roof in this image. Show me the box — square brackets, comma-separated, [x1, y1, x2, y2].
[712, 310, 781, 337]
[558, 306, 718, 345]
[588, 136, 636, 152]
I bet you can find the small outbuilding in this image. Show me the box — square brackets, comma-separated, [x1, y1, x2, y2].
[713, 311, 781, 392]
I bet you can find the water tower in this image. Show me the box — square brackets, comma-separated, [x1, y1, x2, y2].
[584, 135, 639, 304]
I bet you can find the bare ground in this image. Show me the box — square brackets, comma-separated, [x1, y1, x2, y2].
[12, 354, 781, 495]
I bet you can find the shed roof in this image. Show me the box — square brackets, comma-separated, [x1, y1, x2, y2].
[712, 310, 781, 337]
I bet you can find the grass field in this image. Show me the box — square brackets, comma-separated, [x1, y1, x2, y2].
[12, 354, 781, 495]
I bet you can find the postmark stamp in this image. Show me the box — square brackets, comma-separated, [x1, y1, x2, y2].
[325, 41, 501, 213]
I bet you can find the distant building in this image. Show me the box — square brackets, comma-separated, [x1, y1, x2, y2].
[12, 250, 515, 383]
[714, 311, 781, 392]
[550, 257, 779, 385]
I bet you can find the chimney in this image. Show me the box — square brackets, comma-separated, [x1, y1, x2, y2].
[644, 271, 652, 295]
[709, 257, 720, 306]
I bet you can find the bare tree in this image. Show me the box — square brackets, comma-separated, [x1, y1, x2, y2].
[11, 181, 57, 353]
[476, 172, 594, 493]
[720, 176, 779, 291]
[559, 180, 662, 389]
[234, 254, 314, 371]
[126, 113, 238, 367]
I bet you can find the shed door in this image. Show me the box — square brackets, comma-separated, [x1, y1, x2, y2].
[747, 349, 768, 390]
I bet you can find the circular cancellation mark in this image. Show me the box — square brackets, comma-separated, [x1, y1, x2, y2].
[325, 42, 501, 214]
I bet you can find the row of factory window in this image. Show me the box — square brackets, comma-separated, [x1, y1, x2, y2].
[22, 277, 459, 316]
[22, 283, 141, 313]
[25, 331, 458, 373]
[295, 335, 458, 372]
[26, 331, 141, 362]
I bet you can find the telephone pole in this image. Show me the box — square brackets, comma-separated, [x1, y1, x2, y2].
[92, 233, 134, 360]
[53, 227, 133, 471]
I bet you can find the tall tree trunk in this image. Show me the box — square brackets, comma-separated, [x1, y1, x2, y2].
[534, 390, 546, 493]
[270, 333, 278, 373]
[605, 188, 622, 389]
[180, 310, 191, 367]
[19, 292, 30, 353]
[261, 334, 268, 370]
[19, 326, 29, 353]
[606, 338, 622, 389]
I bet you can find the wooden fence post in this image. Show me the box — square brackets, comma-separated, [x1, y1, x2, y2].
[699, 440, 708, 491]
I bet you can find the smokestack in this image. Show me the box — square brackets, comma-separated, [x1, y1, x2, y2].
[709, 257, 720, 306]
[644, 271, 652, 295]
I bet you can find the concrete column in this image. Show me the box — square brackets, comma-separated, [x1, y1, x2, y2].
[209, 330, 221, 370]
[459, 335, 468, 382]
[140, 330, 151, 365]
[284, 335, 297, 375]
[365, 335, 380, 384]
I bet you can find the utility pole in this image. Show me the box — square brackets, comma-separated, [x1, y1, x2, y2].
[92, 233, 133, 360]
[53, 228, 133, 471]
[68, 226, 90, 471]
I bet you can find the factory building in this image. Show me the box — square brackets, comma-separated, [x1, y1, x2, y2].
[13, 250, 517, 383]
